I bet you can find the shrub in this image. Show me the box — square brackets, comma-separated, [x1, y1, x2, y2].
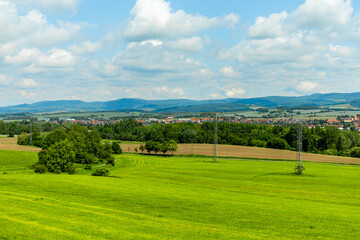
[66, 165, 76, 175]
[84, 164, 92, 170]
[92, 168, 109, 177]
[111, 141, 123, 154]
[34, 164, 47, 174]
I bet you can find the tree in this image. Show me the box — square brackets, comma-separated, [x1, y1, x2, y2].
[139, 144, 144, 154]
[111, 141, 122, 154]
[145, 141, 154, 154]
[37, 139, 76, 173]
[168, 140, 178, 155]
[160, 141, 169, 155]
[267, 137, 289, 150]
[153, 142, 161, 155]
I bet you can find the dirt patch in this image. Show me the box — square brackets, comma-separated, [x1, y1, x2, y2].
[0, 137, 41, 152]
[120, 143, 360, 165]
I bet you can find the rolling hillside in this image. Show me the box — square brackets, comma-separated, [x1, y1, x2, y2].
[1, 92, 360, 114]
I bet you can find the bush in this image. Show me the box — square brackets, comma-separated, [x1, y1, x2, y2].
[92, 168, 109, 177]
[111, 142, 122, 154]
[66, 165, 76, 175]
[351, 147, 360, 158]
[34, 164, 47, 174]
[267, 137, 289, 150]
[84, 164, 92, 170]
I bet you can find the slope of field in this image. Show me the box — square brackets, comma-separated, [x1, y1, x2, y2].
[0, 152, 359, 239]
[121, 143, 360, 165]
[0, 137, 41, 152]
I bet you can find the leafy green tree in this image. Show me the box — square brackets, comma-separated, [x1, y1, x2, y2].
[111, 141, 122, 154]
[145, 141, 154, 154]
[267, 137, 289, 150]
[139, 144, 144, 153]
[160, 141, 169, 155]
[168, 140, 178, 155]
[37, 139, 76, 173]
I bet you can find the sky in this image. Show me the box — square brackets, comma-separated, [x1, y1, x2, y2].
[1, 0, 360, 106]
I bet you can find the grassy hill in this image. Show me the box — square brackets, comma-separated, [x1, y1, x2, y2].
[0, 152, 359, 239]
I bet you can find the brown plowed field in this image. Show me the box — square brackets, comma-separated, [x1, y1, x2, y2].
[0, 137, 41, 152]
[121, 143, 360, 165]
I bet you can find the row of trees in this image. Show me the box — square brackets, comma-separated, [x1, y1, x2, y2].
[139, 140, 178, 155]
[96, 120, 360, 157]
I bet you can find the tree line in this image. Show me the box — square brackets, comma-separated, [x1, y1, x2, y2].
[96, 120, 360, 158]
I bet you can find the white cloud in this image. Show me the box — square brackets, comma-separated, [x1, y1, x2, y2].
[19, 90, 36, 98]
[166, 37, 203, 52]
[4, 48, 76, 67]
[0, 74, 12, 85]
[224, 87, 246, 98]
[248, 11, 288, 39]
[69, 41, 102, 55]
[21, 78, 38, 88]
[292, 0, 353, 31]
[114, 41, 204, 73]
[13, 0, 81, 13]
[296, 81, 320, 92]
[219, 66, 239, 78]
[0, 2, 82, 51]
[124, 0, 239, 41]
[153, 86, 185, 97]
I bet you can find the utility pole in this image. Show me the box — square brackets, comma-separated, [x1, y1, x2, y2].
[295, 121, 305, 175]
[213, 113, 218, 163]
[29, 123, 33, 146]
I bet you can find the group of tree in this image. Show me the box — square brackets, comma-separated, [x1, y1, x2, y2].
[139, 140, 178, 155]
[31, 125, 121, 174]
[96, 120, 360, 158]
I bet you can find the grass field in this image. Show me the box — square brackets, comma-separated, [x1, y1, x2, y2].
[0, 151, 359, 239]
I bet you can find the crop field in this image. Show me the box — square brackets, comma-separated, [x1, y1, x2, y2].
[0, 151, 359, 239]
[0, 138, 41, 152]
[121, 143, 360, 165]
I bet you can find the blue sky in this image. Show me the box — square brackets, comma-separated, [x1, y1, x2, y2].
[1, 0, 360, 106]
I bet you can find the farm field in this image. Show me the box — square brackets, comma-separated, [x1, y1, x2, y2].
[1, 151, 360, 239]
[121, 142, 360, 165]
[0, 137, 41, 152]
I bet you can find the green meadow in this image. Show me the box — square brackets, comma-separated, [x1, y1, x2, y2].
[0, 151, 359, 239]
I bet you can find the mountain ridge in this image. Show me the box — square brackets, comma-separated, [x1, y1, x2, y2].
[1, 92, 360, 114]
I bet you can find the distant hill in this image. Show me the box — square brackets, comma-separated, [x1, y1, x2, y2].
[1, 92, 360, 114]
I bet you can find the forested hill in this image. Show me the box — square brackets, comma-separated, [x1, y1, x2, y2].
[1, 92, 360, 114]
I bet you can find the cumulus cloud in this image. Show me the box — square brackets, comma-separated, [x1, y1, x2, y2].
[296, 81, 320, 92]
[69, 41, 102, 55]
[224, 87, 246, 98]
[13, 0, 81, 13]
[21, 78, 39, 88]
[166, 37, 203, 52]
[292, 0, 353, 31]
[248, 11, 288, 39]
[4, 48, 76, 67]
[19, 90, 36, 98]
[124, 0, 239, 41]
[0, 1, 82, 50]
[114, 40, 204, 73]
[0, 74, 12, 85]
[153, 86, 185, 97]
[219, 66, 239, 78]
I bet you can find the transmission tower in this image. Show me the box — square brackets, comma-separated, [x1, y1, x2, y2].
[213, 113, 218, 162]
[29, 124, 33, 146]
[295, 121, 305, 175]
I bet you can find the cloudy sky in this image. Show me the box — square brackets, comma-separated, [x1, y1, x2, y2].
[1, 0, 360, 106]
